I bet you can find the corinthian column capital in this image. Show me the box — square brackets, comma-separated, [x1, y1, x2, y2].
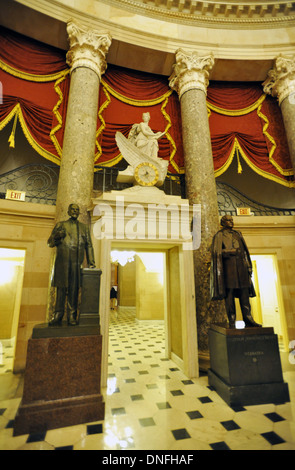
[66, 20, 112, 78]
[169, 49, 214, 98]
[263, 55, 295, 105]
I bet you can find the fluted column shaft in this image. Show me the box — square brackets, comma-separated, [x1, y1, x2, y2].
[169, 49, 226, 363]
[55, 20, 111, 224]
[263, 55, 295, 176]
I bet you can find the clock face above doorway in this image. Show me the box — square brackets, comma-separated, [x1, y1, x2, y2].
[134, 162, 159, 187]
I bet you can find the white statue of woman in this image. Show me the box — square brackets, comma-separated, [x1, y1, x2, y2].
[128, 112, 165, 159]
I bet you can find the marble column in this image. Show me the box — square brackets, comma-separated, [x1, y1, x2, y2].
[55, 20, 111, 224]
[169, 49, 226, 366]
[263, 55, 295, 176]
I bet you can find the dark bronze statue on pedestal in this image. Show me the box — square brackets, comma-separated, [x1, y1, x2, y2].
[48, 203, 96, 326]
[210, 215, 261, 328]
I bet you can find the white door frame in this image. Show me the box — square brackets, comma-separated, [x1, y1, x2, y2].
[93, 237, 198, 387]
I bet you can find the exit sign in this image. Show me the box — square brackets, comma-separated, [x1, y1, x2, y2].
[6, 189, 26, 201]
[236, 207, 252, 216]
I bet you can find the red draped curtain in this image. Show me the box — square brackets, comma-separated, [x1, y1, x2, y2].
[207, 82, 294, 187]
[0, 26, 294, 187]
[0, 26, 70, 163]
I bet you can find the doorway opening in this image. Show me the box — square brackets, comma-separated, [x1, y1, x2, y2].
[110, 248, 167, 345]
[0, 248, 26, 373]
[235, 253, 288, 351]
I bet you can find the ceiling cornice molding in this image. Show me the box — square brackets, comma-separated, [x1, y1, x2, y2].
[103, 0, 295, 29]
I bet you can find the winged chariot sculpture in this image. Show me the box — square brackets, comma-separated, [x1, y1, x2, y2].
[116, 112, 168, 188]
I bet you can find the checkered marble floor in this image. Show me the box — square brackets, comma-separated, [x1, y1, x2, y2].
[0, 306, 295, 450]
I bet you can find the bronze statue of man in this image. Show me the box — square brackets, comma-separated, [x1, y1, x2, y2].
[48, 203, 95, 326]
[210, 214, 261, 328]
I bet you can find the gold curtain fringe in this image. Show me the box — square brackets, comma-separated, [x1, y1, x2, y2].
[236, 150, 243, 174]
[214, 139, 238, 178]
[100, 79, 173, 106]
[8, 111, 18, 148]
[209, 93, 294, 181]
[2, 103, 60, 164]
[215, 137, 295, 188]
[257, 103, 293, 177]
[96, 83, 180, 171]
[0, 59, 69, 82]
[207, 94, 266, 116]
[50, 69, 70, 158]
[95, 86, 111, 161]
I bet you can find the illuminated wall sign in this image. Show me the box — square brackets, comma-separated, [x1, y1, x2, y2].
[5, 189, 26, 201]
[236, 207, 252, 216]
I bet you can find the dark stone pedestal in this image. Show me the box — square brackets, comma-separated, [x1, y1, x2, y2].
[79, 268, 102, 325]
[13, 328, 105, 436]
[208, 323, 290, 407]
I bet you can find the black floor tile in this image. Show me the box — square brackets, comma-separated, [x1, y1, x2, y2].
[230, 405, 246, 412]
[186, 410, 203, 420]
[146, 384, 158, 389]
[198, 396, 213, 404]
[261, 431, 285, 445]
[27, 431, 47, 443]
[182, 379, 194, 385]
[55, 445, 74, 450]
[131, 394, 144, 401]
[87, 423, 103, 435]
[139, 417, 156, 427]
[221, 420, 240, 431]
[111, 407, 126, 416]
[264, 412, 285, 423]
[170, 389, 184, 396]
[172, 428, 191, 440]
[210, 441, 231, 450]
[156, 402, 171, 410]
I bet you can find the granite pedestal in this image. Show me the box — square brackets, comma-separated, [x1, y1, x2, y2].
[208, 323, 290, 407]
[13, 268, 104, 436]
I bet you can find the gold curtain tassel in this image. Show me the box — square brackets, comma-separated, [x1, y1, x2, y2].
[8, 112, 18, 148]
[237, 151, 243, 174]
[8, 133, 15, 148]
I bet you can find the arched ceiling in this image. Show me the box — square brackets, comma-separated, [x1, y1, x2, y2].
[0, 0, 295, 80]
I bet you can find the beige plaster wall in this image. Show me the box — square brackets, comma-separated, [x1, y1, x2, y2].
[0, 263, 23, 339]
[135, 255, 165, 321]
[0, 200, 55, 372]
[118, 260, 136, 306]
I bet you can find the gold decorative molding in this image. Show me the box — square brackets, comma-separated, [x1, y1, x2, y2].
[169, 49, 214, 97]
[263, 54, 295, 104]
[66, 20, 112, 77]
[102, 0, 295, 29]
